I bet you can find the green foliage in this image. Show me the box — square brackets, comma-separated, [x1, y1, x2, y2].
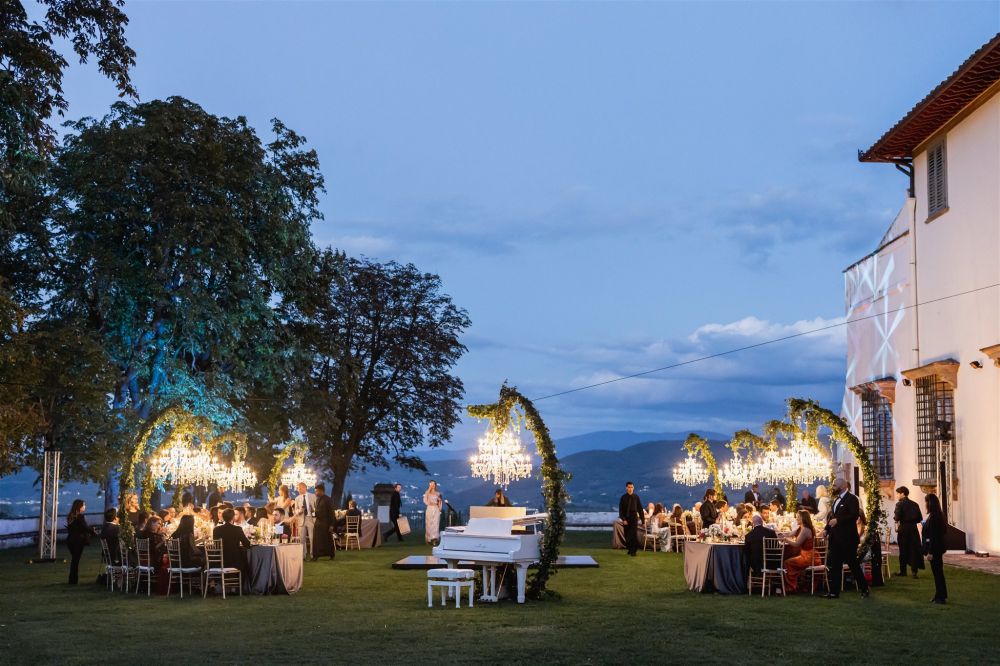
[468, 384, 569, 600]
[295, 254, 469, 505]
[682, 433, 721, 495]
[265, 440, 308, 498]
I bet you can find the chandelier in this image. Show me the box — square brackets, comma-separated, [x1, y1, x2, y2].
[469, 426, 532, 489]
[753, 448, 786, 485]
[216, 459, 258, 492]
[672, 454, 709, 486]
[281, 461, 317, 489]
[149, 437, 218, 487]
[778, 437, 830, 484]
[718, 452, 758, 489]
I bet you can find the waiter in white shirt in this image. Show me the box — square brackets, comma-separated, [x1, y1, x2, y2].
[294, 481, 317, 559]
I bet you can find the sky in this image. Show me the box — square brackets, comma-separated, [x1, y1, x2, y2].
[52, 1, 1000, 447]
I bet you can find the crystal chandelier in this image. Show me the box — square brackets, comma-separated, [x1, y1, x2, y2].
[281, 461, 317, 489]
[148, 436, 191, 484]
[718, 452, 758, 489]
[672, 454, 709, 486]
[754, 448, 786, 485]
[469, 426, 533, 489]
[778, 437, 831, 484]
[216, 459, 258, 492]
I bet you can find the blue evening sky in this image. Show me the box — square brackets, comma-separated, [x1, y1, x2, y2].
[55, 1, 999, 447]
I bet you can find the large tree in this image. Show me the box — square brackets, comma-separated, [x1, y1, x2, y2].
[297, 254, 470, 505]
[0, 0, 134, 475]
[50, 97, 324, 496]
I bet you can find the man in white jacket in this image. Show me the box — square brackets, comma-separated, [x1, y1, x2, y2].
[294, 482, 317, 559]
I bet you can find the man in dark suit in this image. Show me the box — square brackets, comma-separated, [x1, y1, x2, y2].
[894, 486, 924, 578]
[213, 508, 251, 574]
[206, 485, 226, 511]
[744, 484, 763, 509]
[824, 478, 870, 598]
[743, 515, 777, 576]
[312, 483, 336, 560]
[618, 481, 644, 556]
[383, 483, 404, 542]
[101, 507, 122, 565]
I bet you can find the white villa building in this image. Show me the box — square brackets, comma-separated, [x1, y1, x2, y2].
[843, 33, 1000, 554]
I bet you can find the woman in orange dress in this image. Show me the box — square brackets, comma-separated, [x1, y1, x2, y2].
[783, 509, 821, 593]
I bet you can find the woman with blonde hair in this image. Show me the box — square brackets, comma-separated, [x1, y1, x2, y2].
[815, 485, 831, 522]
[423, 480, 443, 545]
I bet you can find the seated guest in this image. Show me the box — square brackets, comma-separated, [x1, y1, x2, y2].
[170, 514, 204, 568]
[735, 503, 752, 524]
[209, 505, 221, 525]
[759, 504, 772, 525]
[248, 507, 266, 527]
[645, 502, 655, 521]
[717, 500, 730, 521]
[669, 504, 684, 524]
[770, 486, 786, 510]
[743, 515, 778, 576]
[125, 493, 140, 527]
[782, 510, 820, 593]
[139, 515, 167, 560]
[101, 508, 122, 564]
[798, 490, 818, 514]
[699, 489, 719, 527]
[487, 488, 512, 507]
[815, 485, 831, 522]
[213, 508, 252, 573]
[242, 501, 254, 520]
[648, 503, 670, 549]
[769, 499, 783, 516]
[135, 510, 150, 534]
[271, 508, 290, 537]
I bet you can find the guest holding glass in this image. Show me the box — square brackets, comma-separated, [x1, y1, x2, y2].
[423, 480, 443, 545]
[922, 493, 948, 604]
[782, 510, 820, 593]
[66, 499, 94, 584]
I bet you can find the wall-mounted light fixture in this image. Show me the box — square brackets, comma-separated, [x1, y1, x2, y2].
[970, 360, 984, 369]
[902, 378, 912, 387]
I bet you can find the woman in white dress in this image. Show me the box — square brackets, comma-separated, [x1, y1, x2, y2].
[423, 480, 443, 545]
[815, 485, 831, 522]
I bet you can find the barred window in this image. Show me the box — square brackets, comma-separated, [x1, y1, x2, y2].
[861, 388, 894, 479]
[915, 375, 954, 482]
[927, 141, 948, 216]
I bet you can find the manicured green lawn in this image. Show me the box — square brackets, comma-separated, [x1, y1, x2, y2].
[0, 532, 996, 664]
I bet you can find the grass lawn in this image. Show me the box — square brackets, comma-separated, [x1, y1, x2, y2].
[0, 531, 997, 665]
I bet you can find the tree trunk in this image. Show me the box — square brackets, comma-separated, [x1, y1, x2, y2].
[329, 455, 351, 509]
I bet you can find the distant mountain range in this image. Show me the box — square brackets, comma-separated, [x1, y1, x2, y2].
[1, 430, 766, 518]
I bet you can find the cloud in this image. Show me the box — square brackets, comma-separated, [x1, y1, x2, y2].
[462, 313, 847, 438]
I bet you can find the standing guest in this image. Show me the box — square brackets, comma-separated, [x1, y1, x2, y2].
[618, 481, 644, 557]
[170, 514, 204, 568]
[798, 490, 818, 514]
[894, 486, 924, 578]
[311, 483, 335, 560]
[294, 482, 317, 559]
[180, 492, 195, 515]
[487, 488, 512, 507]
[922, 493, 948, 604]
[744, 483, 763, 509]
[782, 510, 820, 593]
[206, 485, 226, 512]
[815, 485, 831, 522]
[699, 488, 719, 528]
[65, 500, 93, 584]
[423, 480, 443, 545]
[125, 493, 140, 527]
[101, 508, 122, 565]
[383, 483, 405, 542]
[824, 478, 870, 599]
[273, 485, 294, 518]
[213, 508, 252, 574]
[743, 515, 777, 579]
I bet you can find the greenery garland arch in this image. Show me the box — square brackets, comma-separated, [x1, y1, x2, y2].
[467, 384, 569, 600]
[265, 439, 309, 498]
[682, 433, 721, 495]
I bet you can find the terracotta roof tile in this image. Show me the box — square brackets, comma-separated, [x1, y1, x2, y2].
[860, 32, 1000, 162]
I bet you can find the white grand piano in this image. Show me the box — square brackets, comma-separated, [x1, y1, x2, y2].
[431, 515, 547, 603]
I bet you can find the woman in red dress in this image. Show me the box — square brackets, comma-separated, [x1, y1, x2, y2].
[783, 509, 821, 593]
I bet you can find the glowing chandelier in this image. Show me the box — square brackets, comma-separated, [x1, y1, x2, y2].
[718, 452, 758, 489]
[778, 437, 831, 484]
[216, 459, 258, 492]
[281, 461, 318, 489]
[672, 454, 709, 486]
[149, 437, 218, 487]
[469, 425, 532, 489]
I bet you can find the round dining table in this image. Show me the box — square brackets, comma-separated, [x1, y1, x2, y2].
[247, 542, 303, 595]
[683, 541, 746, 594]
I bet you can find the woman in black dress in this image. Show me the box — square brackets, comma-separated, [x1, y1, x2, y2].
[170, 514, 204, 568]
[65, 499, 93, 584]
[922, 493, 948, 604]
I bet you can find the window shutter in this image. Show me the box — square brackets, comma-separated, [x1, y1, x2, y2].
[927, 142, 947, 215]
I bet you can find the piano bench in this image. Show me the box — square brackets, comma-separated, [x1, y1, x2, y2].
[427, 569, 475, 609]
